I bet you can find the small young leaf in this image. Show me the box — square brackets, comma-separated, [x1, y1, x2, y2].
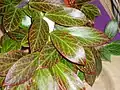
[81, 4, 100, 20]
[29, 14, 49, 52]
[46, 7, 87, 26]
[105, 20, 118, 38]
[0, 50, 26, 76]
[50, 30, 86, 65]
[4, 52, 40, 86]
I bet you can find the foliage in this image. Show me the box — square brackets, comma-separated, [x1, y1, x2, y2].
[0, 0, 119, 90]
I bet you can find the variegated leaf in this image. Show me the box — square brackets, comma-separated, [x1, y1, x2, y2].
[46, 7, 87, 26]
[29, 1, 62, 12]
[50, 30, 86, 65]
[91, 48, 102, 76]
[59, 26, 109, 46]
[0, 50, 26, 77]
[0, 77, 4, 86]
[50, 63, 85, 90]
[81, 4, 100, 20]
[35, 63, 85, 90]
[39, 43, 61, 68]
[29, 14, 49, 52]
[3, 6, 24, 32]
[77, 47, 96, 75]
[7, 28, 27, 41]
[4, 52, 40, 86]
[35, 68, 58, 90]
[1, 35, 21, 53]
[85, 73, 96, 86]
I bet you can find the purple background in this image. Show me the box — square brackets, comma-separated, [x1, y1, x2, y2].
[91, 0, 120, 40]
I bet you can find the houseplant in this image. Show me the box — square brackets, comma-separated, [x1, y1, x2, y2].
[0, 0, 119, 90]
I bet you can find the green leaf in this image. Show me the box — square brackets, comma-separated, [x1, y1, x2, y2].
[60, 58, 74, 70]
[50, 30, 86, 65]
[81, 4, 100, 20]
[3, 6, 24, 32]
[77, 71, 85, 81]
[29, 14, 49, 52]
[112, 40, 120, 44]
[0, 50, 26, 76]
[103, 43, 120, 55]
[100, 47, 111, 61]
[29, 1, 62, 12]
[4, 52, 40, 86]
[46, 7, 87, 26]
[85, 73, 96, 86]
[39, 42, 62, 68]
[105, 20, 118, 38]
[1, 35, 21, 53]
[50, 63, 85, 90]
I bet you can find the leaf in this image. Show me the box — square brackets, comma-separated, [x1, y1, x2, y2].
[29, 1, 62, 12]
[50, 63, 85, 90]
[4, 52, 40, 86]
[0, 50, 26, 76]
[39, 42, 62, 68]
[1, 35, 21, 53]
[81, 4, 100, 20]
[0, 77, 4, 86]
[77, 71, 85, 81]
[50, 30, 86, 65]
[29, 14, 49, 52]
[35, 68, 58, 90]
[55, 26, 109, 46]
[103, 43, 120, 55]
[100, 47, 111, 61]
[85, 73, 96, 86]
[21, 34, 29, 47]
[7, 28, 27, 41]
[60, 58, 74, 70]
[77, 47, 102, 76]
[67, 27, 109, 46]
[3, 6, 24, 32]
[46, 7, 87, 26]
[105, 20, 118, 38]
[77, 47, 96, 75]
[91, 48, 102, 76]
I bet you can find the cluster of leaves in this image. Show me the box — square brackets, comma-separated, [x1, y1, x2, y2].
[0, 0, 119, 90]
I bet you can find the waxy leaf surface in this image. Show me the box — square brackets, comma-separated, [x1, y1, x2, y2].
[4, 52, 40, 86]
[46, 7, 87, 26]
[29, 16, 49, 52]
[51, 30, 86, 65]
[0, 51, 26, 76]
